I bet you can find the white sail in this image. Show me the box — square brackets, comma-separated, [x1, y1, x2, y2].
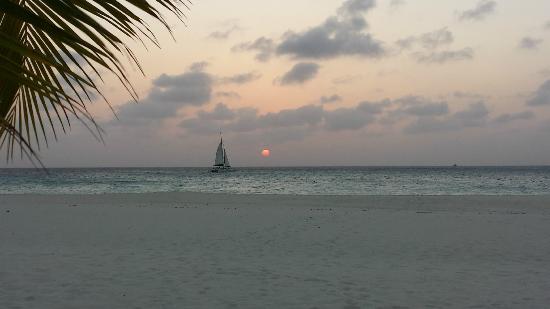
[214, 139, 224, 166]
[224, 150, 230, 167]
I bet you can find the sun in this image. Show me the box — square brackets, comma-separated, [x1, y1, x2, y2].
[261, 149, 271, 157]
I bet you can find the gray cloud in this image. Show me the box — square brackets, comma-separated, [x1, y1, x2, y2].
[320, 94, 343, 104]
[494, 111, 535, 124]
[324, 107, 376, 131]
[400, 102, 449, 117]
[454, 102, 490, 126]
[322, 99, 392, 131]
[223, 108, 261, 133]
[215, 91, 241, 99]
[397, 28, 454, 50]
[263, 105, 324, 127]
[181, 98, 390, 135]
[382, 96, 449, 124]
[459, 0, 497, 22]
[178, 118, 221, 135]
[197, 103, 236, 121]
[404, 118, 455, 134]
[179, 94, 507, 138]
[527, 80, 550, 106]
[114, 63, 213, 125]
[390, 0, 406, 8]
[357, 100, 392, 114]
[397, 28, 472, 65]
[232, 0, 384, 62]
[338, 0, 376, 16]
[275, 0, 385, 60]
[414, 48, 474, 64]
[451, 91, 488, 100]
[188, 61, 209, 72]
[181, 104, 325, 135]
[208, 25, 241, 40]
[232, 37, 275, 62]
[405, 102, 489, 134]
[180, 105, 254, 135]
[332, 75, 362, 85]
[149, 73, 211, 104]
[278, 62, 320, 85]
[519, 37, 543, 50]
[220, 72, 261, 84]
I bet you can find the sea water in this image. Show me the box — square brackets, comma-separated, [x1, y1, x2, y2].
[1, 166, 549, 195]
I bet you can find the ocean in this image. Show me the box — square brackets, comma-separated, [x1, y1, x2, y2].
[1, 166, 549, 195]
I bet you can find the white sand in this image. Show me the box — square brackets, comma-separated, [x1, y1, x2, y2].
[1, 193, 550, 308]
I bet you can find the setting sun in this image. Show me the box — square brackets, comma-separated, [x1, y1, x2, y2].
[261, 149, 271, 158]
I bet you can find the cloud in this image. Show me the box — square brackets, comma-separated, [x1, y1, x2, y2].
[197, 103, 236, 121]
[396, 28, 472, 65]
[453, 102, 490, 126]
[188, 61, 209, 72]
[324, 107, 376, 131]
[400, 102, 449, 117]
[390, 0, 406, 8]
[208, 25, 241, 40]
[451, 91, 488, 100]
[181, 97, 391, 135]
[114, 63, 213, 125]
[215, 91, 241, 99]
[494, 111, 535, 124]
[232, 0, 384, 62]
[232, 37, 275, 62]
[338, 0, 376, 15]
[527, 80, 550, 106]
[383, 96, 449, 123]
[179, 94, 508, 138]
[519, 37, 543, 50]
[222, 108, 261, 133]
[397, 28, 454, 50]
[322, 99, 390, 131]
[320, 94, 343, 104]
[405, 102, 489, 134]
[277, 62, 320, 85]
[275, 0, 385, 60]
[458, 0, 497, 22]
[263, 105, 324, 127]
[357, 100, 392, 114]
[219, 72, 261, 84]
[149, 73, 211, 104]
[332, 75, 362, 85]
[181, 104, 325, 135]
[414, 48, 474, 64]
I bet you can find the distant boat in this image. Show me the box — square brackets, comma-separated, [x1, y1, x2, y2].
[211, 135, 231, 172]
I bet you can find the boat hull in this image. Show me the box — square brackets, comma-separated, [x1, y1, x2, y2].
[211, 166, 232, 173]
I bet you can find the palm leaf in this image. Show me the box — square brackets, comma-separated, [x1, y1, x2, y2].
[0, 0, 192, 164]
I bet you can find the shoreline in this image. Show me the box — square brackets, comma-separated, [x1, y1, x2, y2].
[2, 192, 550, 211]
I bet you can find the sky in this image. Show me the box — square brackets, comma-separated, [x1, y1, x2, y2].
[5, 0, 550, 167]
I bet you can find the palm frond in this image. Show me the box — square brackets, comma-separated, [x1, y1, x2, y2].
[0, 0, 192, 163]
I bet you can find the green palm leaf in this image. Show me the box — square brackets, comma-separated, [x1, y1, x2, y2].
[0, 0, 192, 165]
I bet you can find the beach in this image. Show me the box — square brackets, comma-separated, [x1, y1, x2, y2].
[1, 193, 550, 308]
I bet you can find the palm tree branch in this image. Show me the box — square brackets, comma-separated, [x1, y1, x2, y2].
[0, 0, 192, 163]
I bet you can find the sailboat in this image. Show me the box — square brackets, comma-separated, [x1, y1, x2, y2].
[211, 135, 231, 172]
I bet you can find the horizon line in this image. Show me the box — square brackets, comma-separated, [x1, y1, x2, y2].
[2, 165, 550, 169]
